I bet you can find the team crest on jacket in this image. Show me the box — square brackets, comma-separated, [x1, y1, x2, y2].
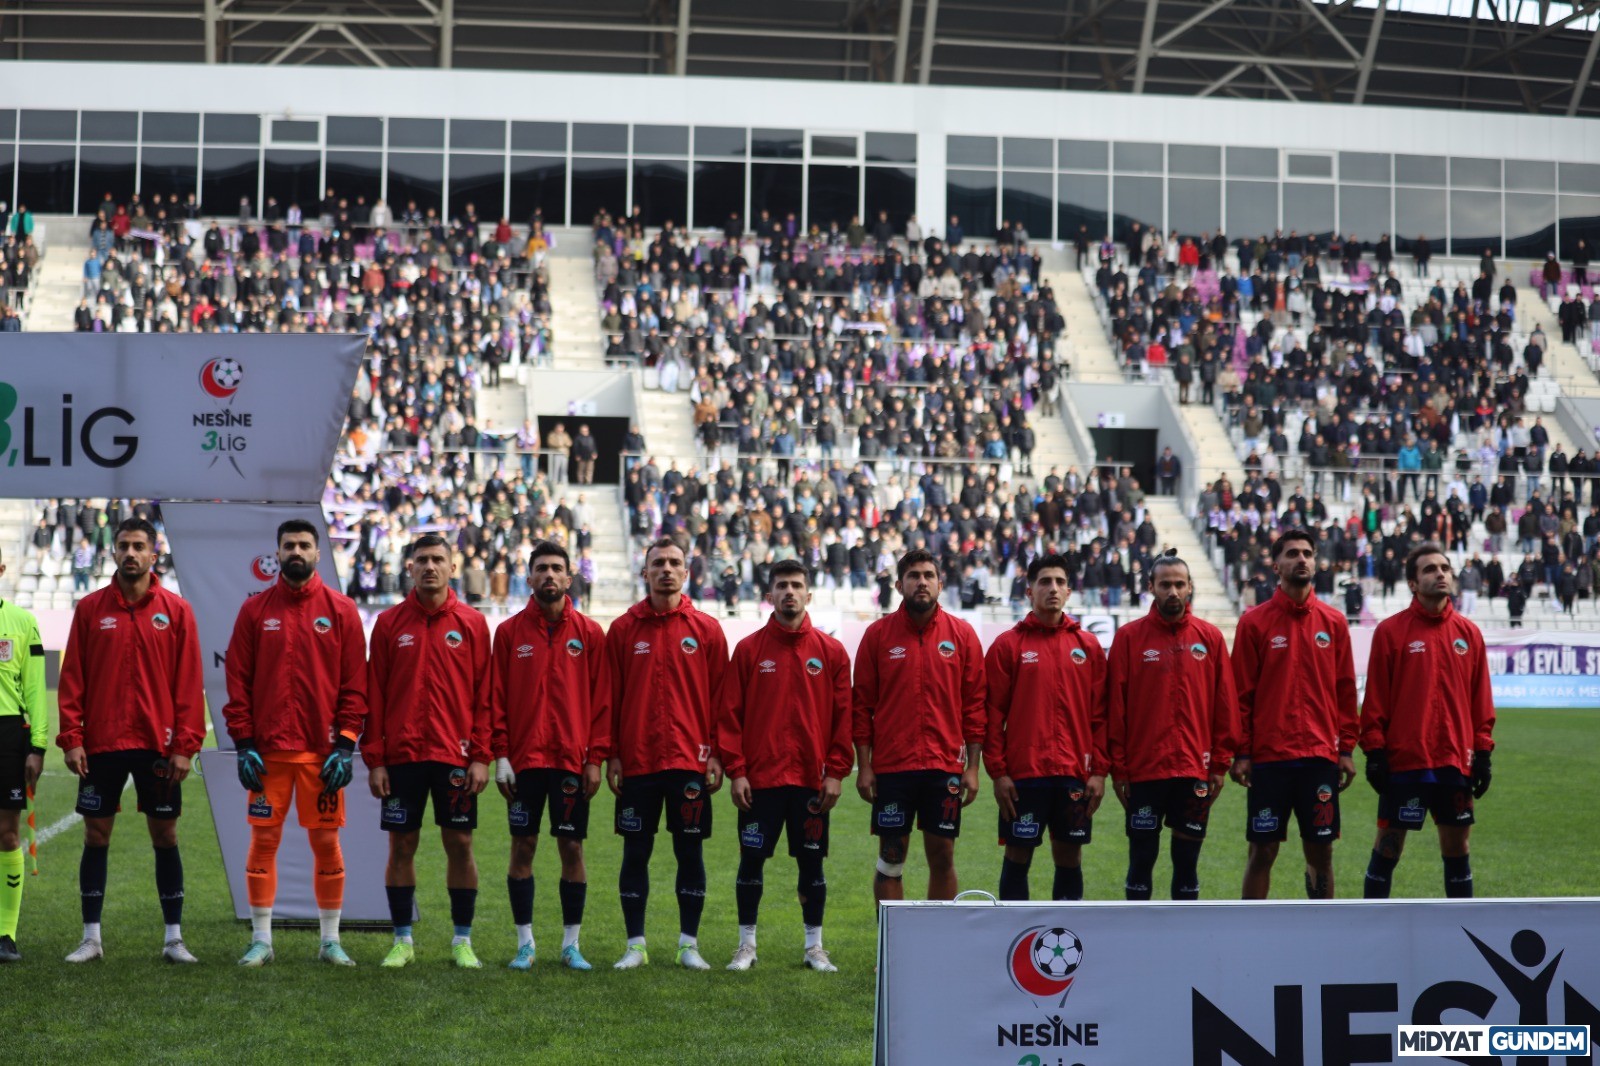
[1452, 637, 1469, 656]
[680, 636, 699, 655]
[805, 657, 823, 675]
[150, 612, 170, 631]
[1314, 631, 1332, 648]
[444, 629, 464, 648]
[937, 640, 956, 658]
[566, 638, 584, 657]
[312, 616, 332, 634]
[1069, 648, 1087, 664]
[1189, 642, 1207, 661]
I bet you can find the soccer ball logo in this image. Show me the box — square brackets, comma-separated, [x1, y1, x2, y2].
[1032, 928, 1083, 979]
[200, 357, 244, 399]
[250, 554, 280, 582]
[1007, 925, 1083, 1006]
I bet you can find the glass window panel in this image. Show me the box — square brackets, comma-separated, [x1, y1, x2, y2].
[1449, 190, 1500, 257]
[20, 110, 76, 141]
[1451, 157, 1500, 189]
[1003, 137, 1051, 169]
[511, 121, 565, 153]
[1287, 154, 1333, 179]
[140, 145, 198, 203]
[1395, 187, 1446, 254]
[1168, 177, 1221, 239]
[1057, 172, 1109, 244]
[570, 157, 627, 224]
[1113, 142, 1163, 173]
[0, 147, 13, 215]
[810, 134, 858, 160]
[1168, 144, 1221, 176]
[1395, 154, 1446, 186]
[1504, 192, 1555, 260]
[1058, 139, 1108, 171]
[142, 112, 199, 143]
[450, 119, 504, 151]
[271, 119, 319, 145]
[81, 111, 138, 143]
[205, 113, 260, 144]
[325, 150, 383, 209]
[327, 116, 382, 147]
[947, 135, 997, 167]
[263, 149, 321, 212]
[508, 155, 566, 225]
[631, 159, 688, 227]
[807, 164, 859, 230]
[695, 126, 746, 157]
[386, 152, 444, 214]
[1338, 184, 1391, 247]
[947, 169, 998, 240]
[1340, 152, 1390, 184]
[201, 147, 259, 215]
[1111, 174, 1162, 242]
[1282, 182, 1334, 240]
[0, 110, 14, 139]
[572, 123, 627, 154]
[1505, 159, 1555, 192]
[1560, 162, 1600, 195]
[865, 132, 916, 164]
[1002, 170, 1053, 240]
[448, 153, 505, 221]
[1226, 180, 1277, 240]
[16, 143, 74, 212]
[77, 144, 137, 214]
[865, 166, 916, 234]
[750, 162, 802, 225]
[751, 128, 803, 159]
[1558, 195, 1600, 260]
[634, 124, 689, 156]
[387, 118, 443, 149]
[693, 160, 745, 230]
[1226, 146, 1277, 178]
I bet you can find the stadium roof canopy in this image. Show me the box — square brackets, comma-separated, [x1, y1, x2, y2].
[4, 0, 1599, 117]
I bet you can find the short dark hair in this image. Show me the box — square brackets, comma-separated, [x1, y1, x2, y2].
[115, 517, 159, 548]
[643, 535, 686, 564]
[411, 533, 450, 554]
[1404, 542, 1449, 583]
[1151, 555, 1191, 581]
[767, 558, 810, 591]
[1027, 553, 1071, 584]
[529, 540, 570, 570]
[1270, 528, 1317, 560]
[276, 518, 318, 546]
[896, 548, 938, 579]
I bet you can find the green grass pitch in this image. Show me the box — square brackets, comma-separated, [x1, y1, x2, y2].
[6, 705, 1595, 1063]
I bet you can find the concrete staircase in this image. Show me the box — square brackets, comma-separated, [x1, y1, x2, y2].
[1176, 399, 1241, 491]
[1060, 267, 1125, 383]
[20, 222, 84, 332]
[1515, 279, 1600, 398]
[545, 253, 605, 371]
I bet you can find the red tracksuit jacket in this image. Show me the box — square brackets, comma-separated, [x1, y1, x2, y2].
[983, 612, 1108, 782]
[57, 575, 206, 758]
[1359, 598, 1495, 776]
[490, 599, 607, 774]
[1231, 589, 1358, 762]
[852, 604, 986, 776]
[715, 613, 853, 791]
[1106, 603, 1238, 782]
[222, 572, 367, 754]
[591, 596, 727, 777]
[364, 589, 492, 768]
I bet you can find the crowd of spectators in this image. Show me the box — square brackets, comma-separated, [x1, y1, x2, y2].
[1, 202, 40, 330]
[31, 186, 616, 610]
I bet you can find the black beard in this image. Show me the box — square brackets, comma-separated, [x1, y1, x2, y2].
[282, 558, 313, 581]
[535, 585, 566, 604]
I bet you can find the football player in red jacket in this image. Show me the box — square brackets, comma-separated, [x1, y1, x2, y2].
[717, 560, 851, 973]
[853, 549, 986, 904]
[1360, 544, 1495, 899]
[984, 554, 1107, 902]
[58, 519, 205, 965]
[366, 535, 492, 970]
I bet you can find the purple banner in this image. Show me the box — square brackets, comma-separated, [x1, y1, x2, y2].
[1487, 642, 1600, 677]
